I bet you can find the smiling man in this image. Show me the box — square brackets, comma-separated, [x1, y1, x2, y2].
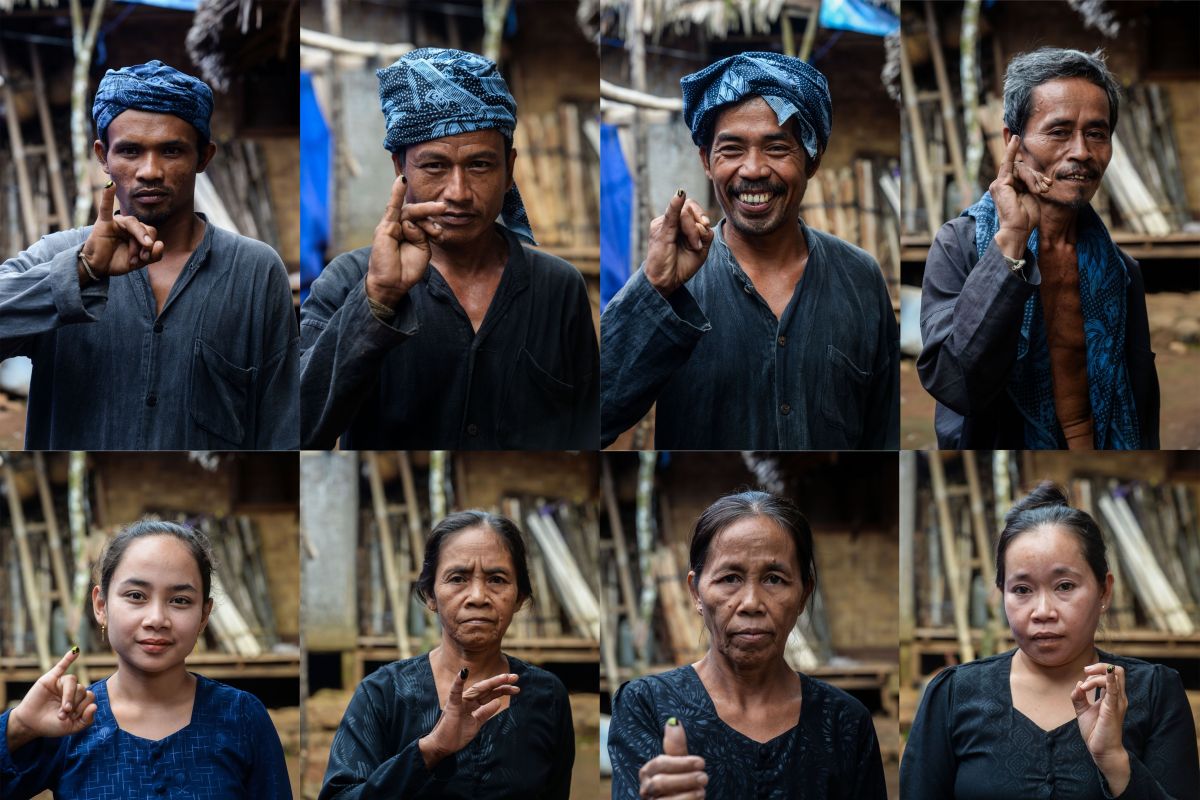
[0, 61, 298, 449]
[918, 47, 1158, 449]
[600, 51, 899, 449]
[300, 48, 598, 449]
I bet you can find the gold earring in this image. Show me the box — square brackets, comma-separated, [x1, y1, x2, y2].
[100, 623, 107, 640]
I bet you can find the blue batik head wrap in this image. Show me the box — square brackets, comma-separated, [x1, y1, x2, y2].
[92, 60, 213, 144]
[680, 51, 832, 160]
[964, 191, 1141, 449]
[377, 47, 535, 245]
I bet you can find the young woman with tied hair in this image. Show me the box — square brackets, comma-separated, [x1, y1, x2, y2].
[0, 520, 291, 799]
[901, 482, 1199, 798]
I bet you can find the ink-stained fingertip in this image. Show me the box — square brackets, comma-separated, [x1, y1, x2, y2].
[70, 645, 80, 655]
[667, 716, 679, 727]
[1106, 663, 1114, 674]
[105, 180, 114, 189]
[676, 189, 685, 198]
[459, 667, 469, 680]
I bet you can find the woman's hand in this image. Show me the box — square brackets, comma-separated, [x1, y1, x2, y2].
[638, 718, 708, 799]
[1071, 662, 1130, 795]
[6, 649, 97, 751]
[418, 668, 520, 768]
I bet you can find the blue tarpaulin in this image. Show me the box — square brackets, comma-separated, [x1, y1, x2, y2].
[115, 0, 199, 10]
[600, 123, 632, 311]
[819, 0, 899, 37]
[300, 71, 330, 304]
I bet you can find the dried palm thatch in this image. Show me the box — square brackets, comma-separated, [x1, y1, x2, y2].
[185, 0, 296, 93]
[0, 0, 62, 12]
[599, 0, 787, 41]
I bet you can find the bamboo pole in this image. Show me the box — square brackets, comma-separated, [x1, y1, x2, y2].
[601, 458, 639, 651]
[3, 461, 52, 670]
[0, 42, 40, 243]
[924, 1, 971, 210]
[366, 453, 410, 659]
[927, 452, 975, 662]
[33, 454, 89, 683]
[899, 40, 940, 239]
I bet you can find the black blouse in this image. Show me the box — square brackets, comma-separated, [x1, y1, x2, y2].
[608, 664, 888, 799]
[901, 649, 1199, 799]
[318, 653, 574, 799]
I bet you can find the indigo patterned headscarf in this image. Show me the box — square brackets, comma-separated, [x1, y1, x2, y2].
[92, 60, 213, 143]
[377, 48, 535, 245]
[680, 51, 832, 159]
[965, 191, 1141, 449]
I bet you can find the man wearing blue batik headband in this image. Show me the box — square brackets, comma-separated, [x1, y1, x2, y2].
[300, 47, 599, 450]
[600, 51, 899, 450]
[0, 60, 298, 450]
[917, 47, 1158, 450]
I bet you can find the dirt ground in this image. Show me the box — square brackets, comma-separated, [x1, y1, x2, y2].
[903, 347, 1200, 450]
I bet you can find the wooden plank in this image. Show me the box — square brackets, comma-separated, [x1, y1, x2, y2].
[899, 39, 940, 239]
[3, 461, 51, 670]
[366, 453, 410, 659]
[926, 452, 974, 662]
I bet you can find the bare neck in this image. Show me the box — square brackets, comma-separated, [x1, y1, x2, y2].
[1037, 200, 1081, 249]
[429, 636, 508, 681]
[156, 209, 206, 256]
[1012, 643, 1097, 690]
[431, 226, 508, 276]
[108, 661, 195, 708]
[722, 219, 808, 275]
[693, 650, 799, 711]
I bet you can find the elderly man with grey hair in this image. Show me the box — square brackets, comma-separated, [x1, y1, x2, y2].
[917, 47, 1158, 450]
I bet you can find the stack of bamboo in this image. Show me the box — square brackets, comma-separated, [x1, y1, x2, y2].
[799, 157, 901, 297]
[511, 102, 600, 250]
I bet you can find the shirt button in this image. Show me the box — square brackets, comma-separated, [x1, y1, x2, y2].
[146, 394, 158, 407]
[743, 284, 754, 294]
[466, 423, 479, 436]
[777, 335, 786, 346]
[780, 403, 791, 415]
[153, 322, 163, 333]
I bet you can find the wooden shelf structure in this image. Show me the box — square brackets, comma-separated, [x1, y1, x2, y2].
[901, 233, 1200, 263]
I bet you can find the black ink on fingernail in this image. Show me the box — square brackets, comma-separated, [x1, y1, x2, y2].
[401, 175, 407, 184]
[70, 645, 80, 655]
[459, 667, 468, 680]
[676, 189, 685, 198]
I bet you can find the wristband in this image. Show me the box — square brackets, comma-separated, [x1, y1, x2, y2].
[78, 249, 99, 282]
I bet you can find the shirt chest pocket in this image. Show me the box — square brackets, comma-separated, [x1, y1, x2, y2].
[190, 339, 257, 446]
[819, 344, 872, 443]
[505, 347, 576, 447]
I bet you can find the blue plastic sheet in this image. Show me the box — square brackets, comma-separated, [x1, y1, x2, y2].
[300, 71, 330, 304]
[600, 123, 632, 311]
[115, 0, 199, 10]
[818, 0, 899, 37]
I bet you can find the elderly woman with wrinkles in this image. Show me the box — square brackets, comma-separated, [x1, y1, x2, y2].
[901, 483, 1199, 798]
[608, 491, 887, 799]
[319, 511, 574, 799]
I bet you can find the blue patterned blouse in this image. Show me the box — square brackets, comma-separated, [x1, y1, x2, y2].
[608, 665, 888, 799]
[0, 674, 292, 800]
[318, 653, 574, 799]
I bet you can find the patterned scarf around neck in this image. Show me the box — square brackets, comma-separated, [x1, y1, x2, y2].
[964, 191, 1140, 449]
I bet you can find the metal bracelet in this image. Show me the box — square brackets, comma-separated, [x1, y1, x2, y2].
[77, 249, 99, 282]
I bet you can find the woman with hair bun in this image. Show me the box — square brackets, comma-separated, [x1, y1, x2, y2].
[0, 520, 291, 799]
[901, 482, 1199, 798]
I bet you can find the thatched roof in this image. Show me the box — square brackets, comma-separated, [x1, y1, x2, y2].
[597, 0, 789, 40]
[186, 0, 296, 92]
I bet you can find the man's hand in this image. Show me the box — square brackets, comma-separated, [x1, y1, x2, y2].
[644, 190, 714, 297]
[365, 175, 447, 309]
[79, 182, 165, 284]
[417, 668, 520, 769]
[6, 649, 97, 751]
[991, 134, 1051, 260]
[637, 718, 707, 799]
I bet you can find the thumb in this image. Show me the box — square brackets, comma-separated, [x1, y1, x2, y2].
[662, 717, 688, 757]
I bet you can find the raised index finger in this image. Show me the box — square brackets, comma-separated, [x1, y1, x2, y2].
[48, 647, 80, 681]
[998, 134, 1021, 180]
[97, 181, 116, 223]
[382, 174, 407, 224]
[660, 190, 686, 237]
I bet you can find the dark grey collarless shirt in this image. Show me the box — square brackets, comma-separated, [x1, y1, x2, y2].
[600, 221, 899, 449]
[0, 216, 299, 449]
[300, 225, 599, 450]
[901, 649, 1198, 799]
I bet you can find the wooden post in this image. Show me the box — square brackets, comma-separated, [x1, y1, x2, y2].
[33, 454, 89, 683]
[366, 453, 410, 659]
[29, 44, 70, 231]
[0, 42, 41, 244]
[927, 452, 975, 662]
